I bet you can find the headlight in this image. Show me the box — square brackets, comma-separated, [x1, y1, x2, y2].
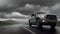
[42, 20, 45, 22]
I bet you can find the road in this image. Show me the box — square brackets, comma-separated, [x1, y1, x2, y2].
[0, 24, 60, 34]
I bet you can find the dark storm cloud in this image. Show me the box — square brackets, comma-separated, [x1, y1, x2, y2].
[0, 0, 60, 18]
[0, 0, 59, 12]
[0, 12, 29, 19]
[20, 0, 60, 6]
[0, 0, 60, 16]
[16, 4, 50, 15]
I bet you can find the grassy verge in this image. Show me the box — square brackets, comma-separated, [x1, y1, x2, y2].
[0, 20, 18, 26]
[57, 21, 60, 26]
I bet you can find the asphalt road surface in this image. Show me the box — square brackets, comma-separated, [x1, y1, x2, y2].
[0, 24, 60, 34]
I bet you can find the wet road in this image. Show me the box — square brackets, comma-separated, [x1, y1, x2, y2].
[0, 24, 60, 34]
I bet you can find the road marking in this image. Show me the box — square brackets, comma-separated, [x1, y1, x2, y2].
[23, 27, 36, 34]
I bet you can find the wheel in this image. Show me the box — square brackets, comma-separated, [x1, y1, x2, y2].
[29, 23, 32, 27]
[51, 24, 56, 29]
[29, 20, 32, 27]
[37, 23, 42, 28]
[36, 18, 42, 28]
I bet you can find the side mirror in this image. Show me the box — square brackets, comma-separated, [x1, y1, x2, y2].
[31, 14, 34, 17]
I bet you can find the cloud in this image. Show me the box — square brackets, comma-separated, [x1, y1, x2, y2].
[18, 4, 40, 11]
[38, 6, 50, 14]
[0, 12, 29, 19]
[17, 4, 51, 15]
[0, 0, 58, 12]
[17, 4, 41, 15]
[51, 3, 60, 10]
[50, 3, 60, 13]
[0, 0, 60, 18]
[5, 12, 29, 18]
[0, 0, 20, 9]
[0, 0, 59, 14]
[25, 4, 40, 9]
[18, 0, 59, 6]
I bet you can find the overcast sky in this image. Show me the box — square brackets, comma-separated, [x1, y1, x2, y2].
[0, 0, 60, 18]
[0, 0, 59, 11]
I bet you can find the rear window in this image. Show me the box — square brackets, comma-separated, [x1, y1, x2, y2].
[46, 15, 57, 20]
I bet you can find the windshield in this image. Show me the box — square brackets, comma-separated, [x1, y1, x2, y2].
[46, 15, 57, 20]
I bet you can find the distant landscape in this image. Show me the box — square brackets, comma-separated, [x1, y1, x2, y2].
[0, 18, 60, 26]
[0, 18, 28, 26]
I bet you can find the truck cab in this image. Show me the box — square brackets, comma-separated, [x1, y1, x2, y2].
[29, 12, 58, 28]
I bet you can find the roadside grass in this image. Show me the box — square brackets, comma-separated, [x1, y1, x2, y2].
[0, 20, 28, 26]
[57, 21, 60, 26]
[0, 20, 18, 26]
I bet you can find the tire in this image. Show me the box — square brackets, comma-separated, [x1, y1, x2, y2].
[36, 18, 42, 28]
[37, 23, 42, 28]
[29, 23, 32, 27]
[51, 24, 56, 29]
[29, 20, 32, 27]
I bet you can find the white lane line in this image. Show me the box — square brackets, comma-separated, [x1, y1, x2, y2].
[23, 27, 36, 34]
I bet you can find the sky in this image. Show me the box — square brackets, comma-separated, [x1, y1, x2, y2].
[0, 0, 60, 18]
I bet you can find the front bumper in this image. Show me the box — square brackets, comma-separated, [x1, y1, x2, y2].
[41, 20, 57, 25]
